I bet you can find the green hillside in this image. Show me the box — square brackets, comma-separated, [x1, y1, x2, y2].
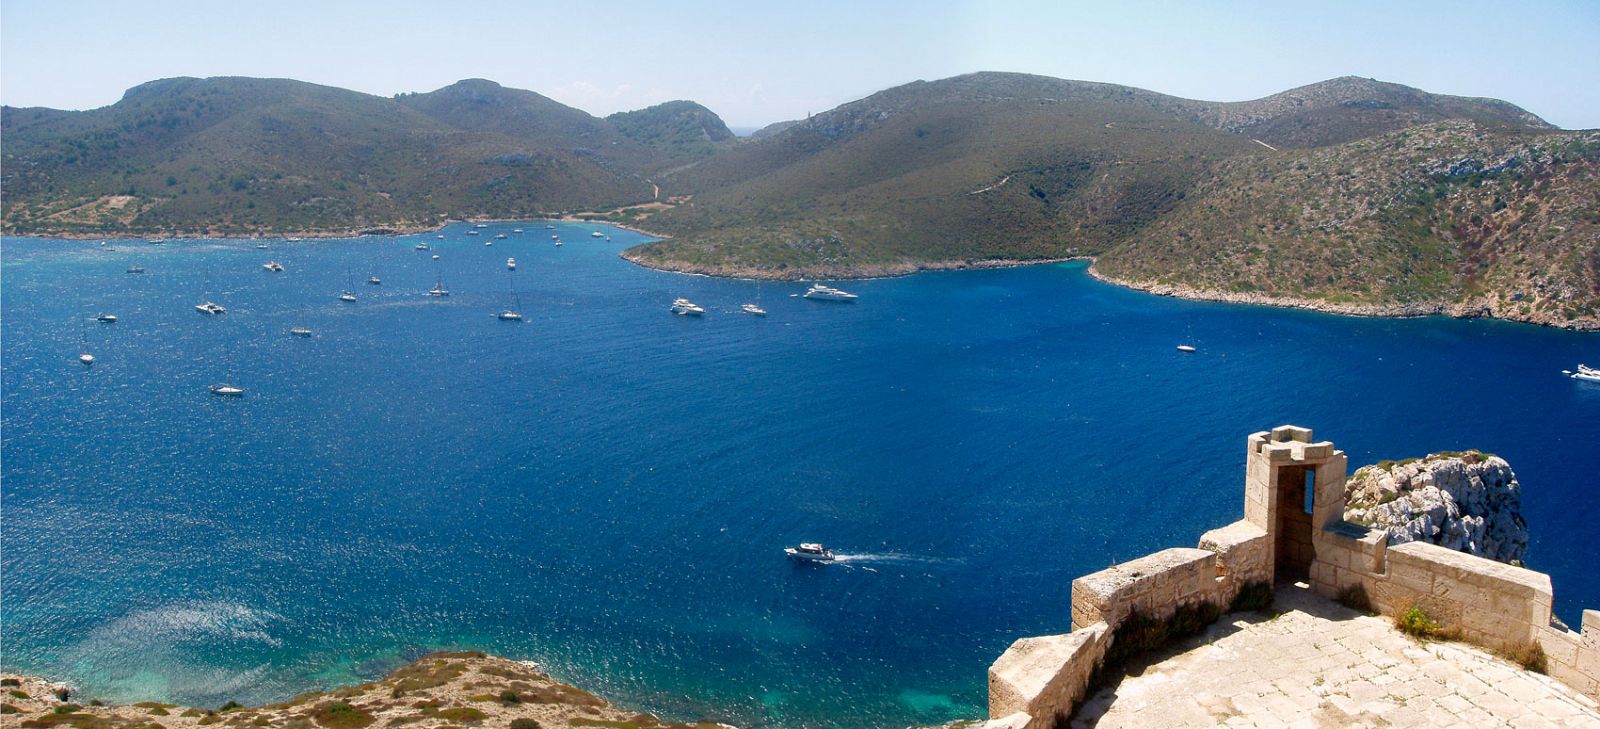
[2, 77, 655, 236]
[607, 100, 735, 162]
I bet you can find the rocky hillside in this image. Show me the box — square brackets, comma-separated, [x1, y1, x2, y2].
[0, 651, 727, 729]
[1094, 122, 1600, 329]
[1344, 451, 1528, 564]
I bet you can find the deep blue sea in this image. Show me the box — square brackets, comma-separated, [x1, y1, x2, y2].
[3, 224, 1598, 727]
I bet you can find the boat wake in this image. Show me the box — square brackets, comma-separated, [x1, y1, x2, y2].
[830, 552, 960, 567]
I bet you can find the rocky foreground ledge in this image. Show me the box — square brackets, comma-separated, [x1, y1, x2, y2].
[1, 652, 730, 729]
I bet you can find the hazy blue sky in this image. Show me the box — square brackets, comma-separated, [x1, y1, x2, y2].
[3, 0, 1597, 129]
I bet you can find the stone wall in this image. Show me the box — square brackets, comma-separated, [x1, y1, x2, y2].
[988, 522, 1268, 727]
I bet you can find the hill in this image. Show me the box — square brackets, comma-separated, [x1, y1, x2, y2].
[1, 77, 658, 236]
[607, 100, 736, 162]
[624, 73, 1596, 329]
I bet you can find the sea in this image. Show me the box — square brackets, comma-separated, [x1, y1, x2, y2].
[3, 223, 1597, 727]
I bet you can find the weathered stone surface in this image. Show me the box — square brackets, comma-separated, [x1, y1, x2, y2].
[989, 625, 1110, 721]
[1344, 451, 1527, 563]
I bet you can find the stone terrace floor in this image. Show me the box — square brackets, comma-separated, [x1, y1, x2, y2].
[1072, 585, 1600, 728]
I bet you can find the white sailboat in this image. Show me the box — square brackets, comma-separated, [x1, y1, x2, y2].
[498, 267, 524, 320]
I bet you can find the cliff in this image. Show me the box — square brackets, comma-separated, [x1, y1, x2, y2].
[0, 652, 728, 729]
[1343, 451, 1528, 564]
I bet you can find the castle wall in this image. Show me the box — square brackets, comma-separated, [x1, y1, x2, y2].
[985, 426, 1600, 727]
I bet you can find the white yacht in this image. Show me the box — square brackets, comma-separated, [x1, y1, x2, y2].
[784, 543, 836, 562]
[545, 224, 555, 229]
[1573, 364, 1600, 383]
[368, 276, 382, 285]
[551, 234, 560, 240]
[475, 223, 488, 228]
[256, 242, 270, 249]
[591, 231, 604, 238]
[1177, 345, 1197, 353]
[554, 240, 563, 247]
[507, 258, 517, 270]
[495, 233, 507, 239]
[437, 234, 446, 239]
[126, 266, 145, 274]
[338, 292, 357, 302]
[195, 301, 226, 315]
[290, 327, 313, 337]
[147, 239, 166, 245]
[803, 284, 858, 301]
[286, 237, 302, 242]
[96, 313, 118, 323]
[428, 275, 450, 297]
[513, 228, 524, 234]
[741, 304, 768, 316]
[416, 242, 431, 250]
[670, 298, 706, 316]
[485, 240, 494, 246]
[209, 384, 245, 397]
[79, 352, 96, 366]
[263, 261, 284, 272]
[497, 310, 523, 321]
[466, 230, 480, 236]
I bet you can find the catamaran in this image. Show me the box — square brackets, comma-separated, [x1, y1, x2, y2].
[263, 261, 284, 272]
[195, 302, 226, 315]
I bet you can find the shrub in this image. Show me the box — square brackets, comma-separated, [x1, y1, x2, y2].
[430, 707, 487, 723]
[1229, 581, 1275, 613]
[1500, 639, 1548, 674]
[1394, 604, 1458, 640]
[0, 679, 18, 687]
[219, 701, 244, 712]
[312, 701, 374, 729]
[1335, 583, 1373, 613]
[509, 720, 543, 729]
[499, 689, 521, 704]
[0, 705, 19, 715]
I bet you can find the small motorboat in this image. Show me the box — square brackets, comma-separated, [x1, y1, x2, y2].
[1572, 364, 1600, 383]
[146, 239, 166, 245]
[466, 230, 480, 236]
[591, 231, 604, 238]
[256, 243, 269, 249]
[1177, 345, 1197, 353]
[545, 224, 555, 230]
[741, 304, 768, 316]
[507, 258, 517, 270]
[416, 242, 431, 250]
[432, 254, 441, 260]
[785, 543, 836, 562]
[368, 276, 382, 285]
[513, 228, 524, 234]
[485, 240, 494, 246]
[286, 237, 302, 242]
[436, 234, 445, 240]
[209, 384, 245, 397]
[497, 310, 524, 321]
[195, 301, 226, 315]
[263, 261, 284, 272]
[495, 233, 507, 239]
[475, 223, 488, 228]
[126, 266, 145, 274]
[289, 327, 313, 337]
[338, 292, 357, 302]
[670, 298, 706, 316]
[554, 240, 563, 247]
[96, 313, 118, 323]
[79, 353, 95, 366]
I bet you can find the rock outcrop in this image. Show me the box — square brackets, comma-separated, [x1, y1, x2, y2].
[1343, 451, 1527, 564]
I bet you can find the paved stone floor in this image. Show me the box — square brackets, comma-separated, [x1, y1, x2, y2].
[1072, 586, 1600, 728]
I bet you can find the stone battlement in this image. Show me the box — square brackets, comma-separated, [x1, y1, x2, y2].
[985, 426, 1600, 728]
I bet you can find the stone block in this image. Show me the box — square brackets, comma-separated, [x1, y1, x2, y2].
[988, 624, 1109, 720]
[1270, 425, 1313, 443]
[1301, 442, 1333, 460]
[1072, 548, 1215, 627]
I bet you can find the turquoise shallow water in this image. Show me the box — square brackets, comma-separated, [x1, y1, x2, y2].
[3, 224, 1598, 727]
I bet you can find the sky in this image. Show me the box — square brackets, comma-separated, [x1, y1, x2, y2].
[3, 0, 1598, 130]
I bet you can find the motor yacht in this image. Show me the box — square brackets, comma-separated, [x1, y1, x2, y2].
[96, 313, 118, 323]
[79, 353, 95, 365]
[195, 301, 226, 315]
[209, 384, 245, 397]
[803, 284, 858, 301]
[1177, 345, 1197, 353]
[591, 231, 604, 238]
[670, 298, 706, 316]
[126, 266, 145, 274]
[416, 242, 431, 250]
[263, 261, 284, 272]
[1573, 364, 1600, 383]
[784, 543, 836, 562]
[290, 327, 313, 337]
[741, 304, 768, 316]
[507, 258, 517, 270]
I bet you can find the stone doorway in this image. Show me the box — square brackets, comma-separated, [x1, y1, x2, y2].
[1275, 465, 1315, 581]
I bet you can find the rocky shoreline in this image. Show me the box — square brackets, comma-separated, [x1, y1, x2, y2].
[617, 249, 1086, 281]
[0, 652, 732, 729]
[1083, 264, 1600, 332]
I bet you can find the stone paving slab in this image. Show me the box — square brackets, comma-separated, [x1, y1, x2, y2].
[1072, 586, 1600, 728]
